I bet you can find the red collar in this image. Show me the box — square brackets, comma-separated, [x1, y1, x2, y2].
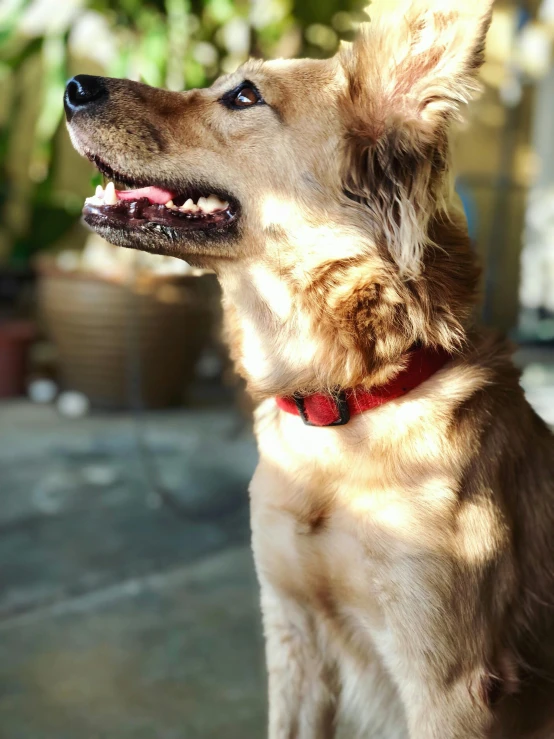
[276, 347, 451, 427]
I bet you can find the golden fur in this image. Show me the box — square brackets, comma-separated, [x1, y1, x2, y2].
[67, 1, 554, 736]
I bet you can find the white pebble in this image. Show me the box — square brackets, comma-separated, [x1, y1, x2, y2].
[28, 378, 58, 404]
[57, 391, 90, 418]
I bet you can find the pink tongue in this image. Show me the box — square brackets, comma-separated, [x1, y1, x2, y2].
[115, 186, 176, 205]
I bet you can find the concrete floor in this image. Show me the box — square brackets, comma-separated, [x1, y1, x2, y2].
[0, 400, 265, 739]
[0, 349, 553, 739]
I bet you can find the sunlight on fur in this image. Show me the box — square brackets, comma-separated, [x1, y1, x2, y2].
[261, 196, 301, 231]
[248, 264, 293, 320]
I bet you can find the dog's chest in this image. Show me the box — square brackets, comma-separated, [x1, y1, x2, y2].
[249, 398, 464, 670]
[252, 500, 390, 637]
[250, 431, 457, 648]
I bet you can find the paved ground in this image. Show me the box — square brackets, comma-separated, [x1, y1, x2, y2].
[0, 400, 265, 739]
[0, 348, 553, 739]
[0, 547, 265, 739]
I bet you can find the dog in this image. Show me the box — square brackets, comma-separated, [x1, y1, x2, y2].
[64, 0, 554, 736]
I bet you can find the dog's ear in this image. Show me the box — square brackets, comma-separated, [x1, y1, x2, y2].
[339, 0, 493, 275]
[343, 0, 493, 142]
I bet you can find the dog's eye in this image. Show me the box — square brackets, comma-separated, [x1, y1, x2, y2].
[221, 82, 264, 110]
[235, 86, 259, 107]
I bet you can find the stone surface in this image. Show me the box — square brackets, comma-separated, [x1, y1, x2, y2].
[0, 400, 264, 738]
[0, 547, 266, 739]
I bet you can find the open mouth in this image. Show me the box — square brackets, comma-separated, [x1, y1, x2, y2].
[84, 181, 237, 230]
[85, 181, 235, 229]
[81, 155, 240, 252]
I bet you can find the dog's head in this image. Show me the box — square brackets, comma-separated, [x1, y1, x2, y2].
[66, 0, 492, 396]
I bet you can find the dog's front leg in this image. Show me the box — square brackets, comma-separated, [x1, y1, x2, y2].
[400, 674, 493, 739]
[385, 617, 494, 739]
[261, 585, 337, 739]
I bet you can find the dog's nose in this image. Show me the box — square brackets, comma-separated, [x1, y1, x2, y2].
[64, 75, 107, 121]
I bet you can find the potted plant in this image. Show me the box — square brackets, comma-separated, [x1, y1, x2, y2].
[38, 236, 220, 408]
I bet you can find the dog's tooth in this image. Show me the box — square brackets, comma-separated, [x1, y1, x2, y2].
[104, 181, 117, 205]
[95, 185, 104, 199]
[197, 196, 208, 212]
[202, 197, 218, 213]
[181, 198, 199, 213]
[203, 194, 228, 213]
[165, 200, 176, 209]
[85, 196, 104, 206]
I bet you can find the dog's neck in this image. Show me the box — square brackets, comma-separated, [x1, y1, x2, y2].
[217, 210, 479, 401]
[219, 264, 434, 400]
[275, 345, 452, 427]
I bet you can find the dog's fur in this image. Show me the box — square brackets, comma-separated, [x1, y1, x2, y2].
[67, 1, 554, 736]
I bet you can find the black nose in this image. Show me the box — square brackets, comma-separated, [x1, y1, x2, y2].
[64, 75, 108, 121]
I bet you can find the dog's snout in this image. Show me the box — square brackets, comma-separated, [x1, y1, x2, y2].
[64, 75, 108, 121]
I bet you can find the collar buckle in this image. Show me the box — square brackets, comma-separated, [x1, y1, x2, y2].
[293, 391, 351, 427]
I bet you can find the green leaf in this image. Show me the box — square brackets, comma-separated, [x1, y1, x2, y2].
[32, 33, 67, 180]
[184, 57, 206, 89]
[0, 36, 43, 69]
[206, 0, 235, 24]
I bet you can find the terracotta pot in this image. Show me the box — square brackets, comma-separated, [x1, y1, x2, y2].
[38, 266, 218, 409]
[0, 320, 35, 398]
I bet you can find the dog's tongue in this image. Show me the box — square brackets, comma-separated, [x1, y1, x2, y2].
[116, 186, 175, 205]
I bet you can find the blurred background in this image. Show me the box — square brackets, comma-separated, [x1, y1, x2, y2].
[0, 1, 553, 737]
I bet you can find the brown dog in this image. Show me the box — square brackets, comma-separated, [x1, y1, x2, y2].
[65, 1, 554, 736]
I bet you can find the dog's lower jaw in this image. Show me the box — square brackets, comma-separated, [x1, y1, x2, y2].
[83, 210, 241, 265]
